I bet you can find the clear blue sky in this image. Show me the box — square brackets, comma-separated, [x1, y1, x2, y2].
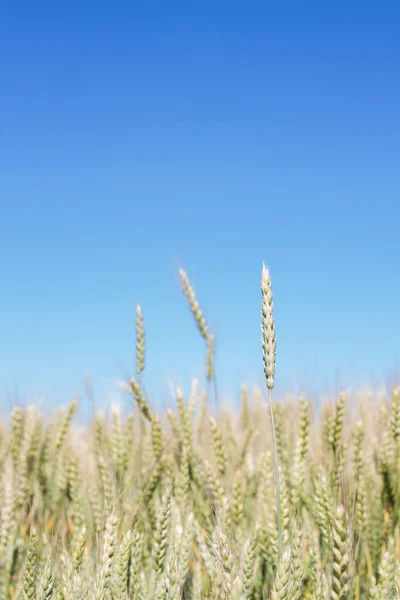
[1, 3, 400, 410]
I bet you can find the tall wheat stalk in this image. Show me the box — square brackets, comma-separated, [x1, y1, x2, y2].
[261, 263, 282, 558]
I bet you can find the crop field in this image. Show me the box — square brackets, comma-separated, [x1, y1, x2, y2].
[0, 267, 399, 599]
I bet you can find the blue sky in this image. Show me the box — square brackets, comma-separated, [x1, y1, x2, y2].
[1, 2, 400, 410]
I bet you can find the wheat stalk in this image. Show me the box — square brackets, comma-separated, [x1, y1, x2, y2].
[261, 262, 282, 558]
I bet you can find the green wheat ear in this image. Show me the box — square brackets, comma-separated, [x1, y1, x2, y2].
[271, 547, 292, 600]
[23, 528, 38, 600]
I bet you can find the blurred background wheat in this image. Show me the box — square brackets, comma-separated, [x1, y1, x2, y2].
[0, 266, 400, 599]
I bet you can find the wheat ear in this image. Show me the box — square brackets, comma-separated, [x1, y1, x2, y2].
[179, 267, 219, 406]
[136, 304, 145, 381]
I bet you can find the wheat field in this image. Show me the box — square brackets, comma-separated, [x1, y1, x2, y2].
[0, 267, 399, 599]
